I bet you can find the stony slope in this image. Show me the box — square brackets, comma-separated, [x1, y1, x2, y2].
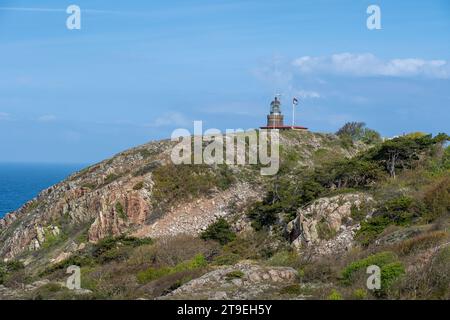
[0, 129, 448, 300]
[0, 130, 360, 263]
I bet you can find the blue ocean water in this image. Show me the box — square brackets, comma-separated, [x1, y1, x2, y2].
[0, 163, 84, 218]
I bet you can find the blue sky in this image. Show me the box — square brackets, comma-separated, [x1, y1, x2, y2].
[0, 0, 449, 163]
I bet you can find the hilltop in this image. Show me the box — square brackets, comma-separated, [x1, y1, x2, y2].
[0, 127, 448, 300]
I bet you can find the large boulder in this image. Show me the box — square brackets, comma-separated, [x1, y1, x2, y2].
[287, 193, 375, 256]
[160, 261, 298, 300]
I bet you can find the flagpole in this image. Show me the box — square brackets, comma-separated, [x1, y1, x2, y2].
[292, 100, 295, 128]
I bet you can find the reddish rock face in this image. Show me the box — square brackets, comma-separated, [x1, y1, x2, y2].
[0, 131, 362, 261]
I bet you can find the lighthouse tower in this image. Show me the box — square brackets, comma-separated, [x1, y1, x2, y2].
[260, 96, 308, 130]
[266, 96, 284, 127]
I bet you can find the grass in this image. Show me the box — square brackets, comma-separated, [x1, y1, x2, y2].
[136, 254, 208, 284]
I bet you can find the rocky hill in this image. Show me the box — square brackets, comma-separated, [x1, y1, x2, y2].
[0, 128, 448, 300]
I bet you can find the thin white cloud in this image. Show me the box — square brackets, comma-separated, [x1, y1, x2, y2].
[293, 53, 450, 79]
[37, 114, 57, 122]
[0, 7, 131, 15]
[150, 112, 189, 128]
[0, 112, 10, 120]
[295, 90, 321, 99]
[0, 7, 64, 12]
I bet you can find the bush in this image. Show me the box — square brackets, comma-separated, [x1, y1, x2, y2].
[137, 254, 208, 284]
[422, 176, 450, 222]
[0, 260, 25, 284]
[200, 218, 236, 245]
[393, 231, 448, 256]
[327, 289, 343, 300]
[133, 181, 144, 190]
[336, 122, 381, 145]
[225, 270, 245, 280]
[342, 251, 397, 283]
[115, 202, 127, 220]
[356, 195, 421, 245]
[212, 253, 241, 266]
[152, 164, 235, 209]
[380, 262, 405, 290]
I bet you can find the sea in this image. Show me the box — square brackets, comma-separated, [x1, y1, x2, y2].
[0, 163, 85, 218]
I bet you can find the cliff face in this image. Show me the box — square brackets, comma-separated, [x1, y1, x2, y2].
[0, 131, 360, 262]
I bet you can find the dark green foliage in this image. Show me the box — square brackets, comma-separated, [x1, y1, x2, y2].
[115, 202, 127, 220]
[136, 254, 207, 284]
[0, 260, 25, 284]
[356, 195, 422, 246]
[200, 218, 236, 245]
[315, 159, 384, 189]
[422, 176, 450, 222]
[225, 270, 245, 280]
[248, 175, 325, 230]
[132, 161, 161, 177]
[336, 122, 382, 145]
[104, 173, 119, 185]
[368, 133, 450, 178]
[132, 181, 144, 190]
[92, 235, 153, 259]
[152, 164, 235, 209]
[342, 251, 405, 293]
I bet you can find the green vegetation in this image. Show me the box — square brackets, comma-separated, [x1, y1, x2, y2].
[342, 251, 398, 283]
[115, 202, 127, 220]
[336, 122, 382, 145]
[341, 251, 405, 294]
[2, 129, 449, 300]
[0, 260, 24, 285]
[132, 181, 144, 190]
[200, 218, 236, 245]
[152, 164, 235, 210]
[225, 270, 245, 280]
[327, 289, 343, 300]
[137, 254, 207, 284]
[104, 173, 119, 185]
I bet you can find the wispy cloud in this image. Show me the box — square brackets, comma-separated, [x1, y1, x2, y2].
[293, 53, 450, 79]
[150, 112, 189, 128]
[0, 112, 10, 120]
[0, 7, 132, 15]
[37, 114, 57, 122]
[0, 7, 64, 13]
[295, 90, 321, 99]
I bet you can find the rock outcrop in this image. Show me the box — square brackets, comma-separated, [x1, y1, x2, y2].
[287, 193, 375, 256]
[161, 261, 298, 300]
[0, 131, 365, 262]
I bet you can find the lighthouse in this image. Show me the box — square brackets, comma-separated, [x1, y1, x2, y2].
[267, 96, 284, 127]
[260, 96, 308, 130]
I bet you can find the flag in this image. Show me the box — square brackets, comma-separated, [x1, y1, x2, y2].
[293, 97, 299, 105]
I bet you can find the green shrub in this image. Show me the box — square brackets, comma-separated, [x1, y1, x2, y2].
[133, 181, 144, 190]
[280, 284, 313, 296]
[327, 289, 343, 300]
[200, 218, 236, 245]
[225, 270, 245, 280]
[356, 195, 421, 245]
[104, 173, 119, 185]
[352, 288, 368, 300]
[422, 176, 450, 222]
[380, 262, 405, 290]
[342, 251, 398, 283]
[137, 254, 207, 284]
[152, 164, 235, 209]
[92, 235, 152, 258]
[115, 202, 127, 220]
[212, 253, 241, 266]
[0, 260, 25, 284]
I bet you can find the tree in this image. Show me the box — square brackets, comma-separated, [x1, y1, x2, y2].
[370, 133, 449, 178]
[200, 218, 236, 245]
[336, 122, 382, 144]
